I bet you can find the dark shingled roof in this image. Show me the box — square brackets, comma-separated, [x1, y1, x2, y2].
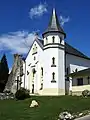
[38, 39, 90, 60]
[65, 42, 90, 59]
[42, 9, 66, 38]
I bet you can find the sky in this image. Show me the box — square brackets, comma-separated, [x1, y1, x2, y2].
[0, 0, 90, 69]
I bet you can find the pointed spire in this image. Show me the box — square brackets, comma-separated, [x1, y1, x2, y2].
[42, 8, 66, 38]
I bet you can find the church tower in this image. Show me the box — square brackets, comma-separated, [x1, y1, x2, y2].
[42, 8, 66, 95]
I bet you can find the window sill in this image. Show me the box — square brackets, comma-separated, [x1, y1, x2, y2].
[51, 80, 56, 83]
[51, 65, 56, 67]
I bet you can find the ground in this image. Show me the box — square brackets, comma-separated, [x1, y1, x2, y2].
[0, 96, 90, 120]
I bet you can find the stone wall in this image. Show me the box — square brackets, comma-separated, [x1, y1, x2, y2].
[4, 54, 24, 94]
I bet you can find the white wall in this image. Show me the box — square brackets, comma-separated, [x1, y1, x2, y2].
[43, 33, 65, 95]
[66, 54, 90, 73]
[44, 32, 64, 45]
[43, 48, 58, 89]
[25, 39, 43, 91]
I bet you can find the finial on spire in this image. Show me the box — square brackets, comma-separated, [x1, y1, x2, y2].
[53, 8, 56, 16]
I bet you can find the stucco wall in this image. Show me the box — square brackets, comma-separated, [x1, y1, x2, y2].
[25, 40, 43, 90]
[72, 77, 89, 86]
[66, 54, 90, 73]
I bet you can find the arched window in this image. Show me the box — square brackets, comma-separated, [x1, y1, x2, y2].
[34, 56, 36, 60]
[41, 67, 43, 76]
[52, 36, 55, 43]
[46, 37, 48, 44]
[32, 44, 37, 54]
[33, 48, 34, 53]
[52, 57, 55, 65]
[60, 37, 62, 43]
[52, 72, 55, 80]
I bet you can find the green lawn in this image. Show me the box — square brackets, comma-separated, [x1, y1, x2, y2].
[0, 96, 90, 120]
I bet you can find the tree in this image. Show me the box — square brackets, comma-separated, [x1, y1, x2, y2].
[0, 54, 9, 92]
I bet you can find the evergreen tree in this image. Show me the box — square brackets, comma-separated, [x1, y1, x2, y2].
[0, 54, 9, 92]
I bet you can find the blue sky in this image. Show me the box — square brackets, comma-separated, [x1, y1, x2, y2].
[0, 0, 90, 69]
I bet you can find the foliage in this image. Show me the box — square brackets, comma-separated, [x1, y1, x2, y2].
[15, 87, 30, 100]
[0, 54, 9, 92]
[82, 90, 90, 97]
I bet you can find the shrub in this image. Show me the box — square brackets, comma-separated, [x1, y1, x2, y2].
[82, 90, 90, 97]
[15, 88, 30, 100]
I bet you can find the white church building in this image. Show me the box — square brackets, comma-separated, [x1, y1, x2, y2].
[21, 9, 90, 96]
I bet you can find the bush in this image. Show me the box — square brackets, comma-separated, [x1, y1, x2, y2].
[82, 90, 90, 97]
[15, 88, 30, 100]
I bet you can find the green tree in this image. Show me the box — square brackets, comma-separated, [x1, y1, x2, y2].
[0, 54, 9, 92]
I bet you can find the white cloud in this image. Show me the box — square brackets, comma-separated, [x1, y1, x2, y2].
[0, 31, 37, 54]
[60, 15, 70, 26]
[29, 2, 47, 19]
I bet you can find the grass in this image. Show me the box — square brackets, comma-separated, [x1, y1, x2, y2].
[0, 96, 90, 120]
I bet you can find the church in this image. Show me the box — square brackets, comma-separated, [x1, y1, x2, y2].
[20, 8, 90, 96]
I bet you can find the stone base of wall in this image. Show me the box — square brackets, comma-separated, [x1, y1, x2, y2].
[37, 88, 65, 96]
[71, 85, 90, 96]
[72, 91, 82, 96]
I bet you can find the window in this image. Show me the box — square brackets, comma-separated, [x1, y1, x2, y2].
[52, 36, 55, 43]
[40, 83, 43, 90]
[60, 37, 62, 43]
[51, 72, 56, 83]
[46, 37, 48, 44]
[87, 76, 90, 84]
[52, 57, 55, 65]
[51, 57, 56, 67]
[32, 45, 37, 55]
[32, 84, 34, 93]
[52, 72, 55, 80]
[32, 69, 36, 78]
[41, 67, 43, 76]
[34, 56, 36, 60]
[27, 71, 29, 75]
[33, 48, 34, 52]
[77, 78, 83, 86]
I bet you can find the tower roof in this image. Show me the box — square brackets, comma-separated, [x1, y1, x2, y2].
[42, 8, 66, 38]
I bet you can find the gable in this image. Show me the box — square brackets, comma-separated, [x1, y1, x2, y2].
[25, 39, 43, 61]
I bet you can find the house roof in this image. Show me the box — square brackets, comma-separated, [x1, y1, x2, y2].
[66, 68, 90, 77]
[38, 39, 90, 60]
[42, 8, 66, 38]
